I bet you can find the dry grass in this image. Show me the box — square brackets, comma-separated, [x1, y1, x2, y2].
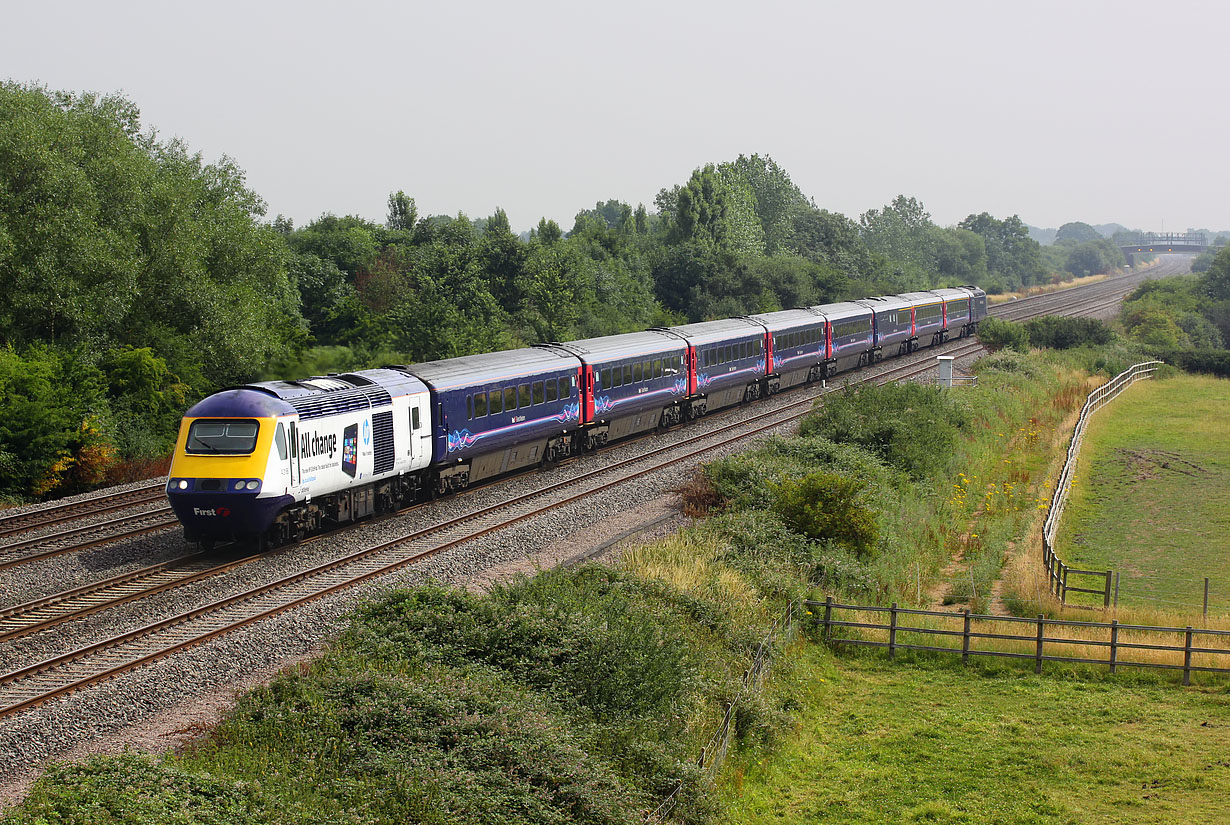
[621, 532, 767, 620]
[987, 272, 1111, 304]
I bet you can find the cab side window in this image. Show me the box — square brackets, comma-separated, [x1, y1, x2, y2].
[274, 421, 288, 461]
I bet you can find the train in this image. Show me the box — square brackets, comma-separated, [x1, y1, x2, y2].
[165, 286, 987, 548]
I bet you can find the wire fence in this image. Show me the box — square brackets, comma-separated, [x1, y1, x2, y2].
[1041, 361, 1163, 606]
[647, 601, 797, 824]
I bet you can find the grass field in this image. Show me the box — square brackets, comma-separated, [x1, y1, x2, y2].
[721, 645, 1230, 825]
[1056, 375, 1230, 613]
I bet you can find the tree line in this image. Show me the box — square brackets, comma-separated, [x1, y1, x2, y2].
[0, 83, 1124, 500]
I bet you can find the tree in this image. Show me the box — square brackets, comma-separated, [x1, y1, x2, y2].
[959, 212, 1044, 289]
[859, 195, 937, 277]
[1054, 221, 1102, 244]
[719, 154, 809, 255]
[1201, 245, 1230, 302]
[656, 164, 764, 255]
[386, 190, 418, 231]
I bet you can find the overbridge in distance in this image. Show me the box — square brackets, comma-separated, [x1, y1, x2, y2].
[1120, 232, 1206, 264]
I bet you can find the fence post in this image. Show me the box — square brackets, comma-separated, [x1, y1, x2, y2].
[1109, 620, 1118, 675]
[1183, 627, 1193, 687]
[1204, 578, 1210, 620]
[1061, 566, 1069, 604]
[1104, 571, 1112, 608]
[823, 596, 833, 642]
[889, 602, 898, 660]
[962, 609, 971, 665]
[1114, 572, 1120, 608]
[1035, 614, 1045, 674]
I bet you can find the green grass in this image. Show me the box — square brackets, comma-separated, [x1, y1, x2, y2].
[721, 644, 1230, 825]
[1057, 375, 1230, 612]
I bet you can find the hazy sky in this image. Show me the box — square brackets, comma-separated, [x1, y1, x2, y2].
[5, 0, 1228, 233]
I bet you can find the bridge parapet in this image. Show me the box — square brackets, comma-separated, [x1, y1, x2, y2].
[1121, 231, 1207, 248]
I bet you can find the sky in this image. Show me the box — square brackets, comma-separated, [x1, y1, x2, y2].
[4, 0, 1228, 234]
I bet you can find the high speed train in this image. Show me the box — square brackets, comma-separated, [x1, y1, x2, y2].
[165, 286, 986, 548]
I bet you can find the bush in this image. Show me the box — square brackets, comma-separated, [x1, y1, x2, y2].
[770, 472, 879, 557]
[1023, 316, 1113, 349]
[1157, 348, 1230, 377]
[976, 316, 1029, 352]
[799, 382, 969, 482]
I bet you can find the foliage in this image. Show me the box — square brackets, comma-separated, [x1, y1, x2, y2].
[1120, 276, 1226, 350]
[1156, 347, 1230, 377]
[0, 345, 111, 499]
[1023, 316, 1113, 349]
[7, 754, 280, 825]
[1054, 220, 1102, 243]
[770, 472, 879, 557]
[977, 317, 1030, 352]
[959, 212, 1044, 290]
[798, 382, 969, 482]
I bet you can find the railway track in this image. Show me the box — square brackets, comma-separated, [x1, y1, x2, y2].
[0, 258, 1186, 718]
[0, 260, 1177, 575]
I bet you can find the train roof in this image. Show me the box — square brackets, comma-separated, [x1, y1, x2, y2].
[930, 288, 973, 301]
[854, 295, 913, 312]
[219, 368, 426, 420]
[397, 347, 580, 391]
[185, 388, 296, 419]
[656, 318, 764, 346]
[742, 308, 826, 332]
[543, 332, 685, 362]
[897, 291, 946, 307]
[810, 302, 871, 321]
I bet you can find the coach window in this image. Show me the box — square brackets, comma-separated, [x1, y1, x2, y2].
[653, 359, 662, 378]
[474, 392, 487, 417]
[466, 395, 473, 420]
[622, 364, 632, 385]
[519, 384, 531, 408]
[504, 386, 517, 411]
[633, 361, 642, 382]
[532, 381, 544, 405]
[546, 379, 558, 403]
[487, 389, 501, 415]
[412, 407, 422, 429]
[601, 368, 611, 389]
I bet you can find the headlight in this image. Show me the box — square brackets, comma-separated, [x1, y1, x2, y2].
[176, 479, 188, 490]
[245, 480, 259, 490]
[234, 481, 245, 491]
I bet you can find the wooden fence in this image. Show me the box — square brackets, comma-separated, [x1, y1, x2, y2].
[1041, 360, 1162, 605]
[807, 598, 1230, 686]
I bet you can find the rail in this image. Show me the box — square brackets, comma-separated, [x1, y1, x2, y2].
[808, 598, 1230, 686]
[1041, 361, 1163, 605]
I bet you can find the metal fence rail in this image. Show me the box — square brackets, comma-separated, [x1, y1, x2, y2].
[1041, 361, 1162, 604]
[808, 598, 1230, 686]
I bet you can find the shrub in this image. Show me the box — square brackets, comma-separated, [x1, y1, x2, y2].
[976, 316, 1029, 352]
[1157, 348, 1230, 377]
[770, 471, 879, 557]
[799, 382, 969, 482]
[1023, 316, 1113, 349]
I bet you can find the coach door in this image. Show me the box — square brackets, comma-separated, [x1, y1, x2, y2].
[288, 420, 300, 488]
